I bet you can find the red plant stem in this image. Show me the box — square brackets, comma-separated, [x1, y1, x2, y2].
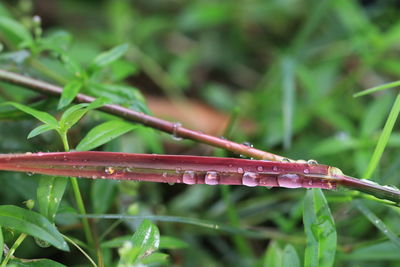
[0, 69, 284, 161]
[1, 152, 399, 203]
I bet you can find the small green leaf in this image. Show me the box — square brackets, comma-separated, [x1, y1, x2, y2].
[355, 200, 400, 249]
[59, 98, 108, 131]
[9, 258, 66, 267]
[282, 244, 300, 267]
[58, 80, 83, 110]
[0, 17, 32, 47]
[59, 52, 84, 75]
[303, 189, 336, 267]
[28, 124, 56, 139]
[91, 180, 117, 214]
[1, 102, 58, 126]
[263, 241, 282, 267]
[90, 43, 129, 71]
[0, 205, 68, 251]
[129, 219, 160, 262]
[37, 176, 68, 222]
[76, 120, 137, 151]
[87, 83, 149, 114]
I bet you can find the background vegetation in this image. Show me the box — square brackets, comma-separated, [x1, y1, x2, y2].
[1, 0, 400, 266]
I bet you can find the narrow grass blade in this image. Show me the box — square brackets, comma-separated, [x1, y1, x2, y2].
[281, 56, 295, 150]
[0, 227, 3, 262]
[354, 80, 400, 97]
[363, 93, 400, 179]
[303, 189, 336, 267]
[9, 258, 66, 267]
[355, 200, 400, 249]
[78, 214, 268, 239]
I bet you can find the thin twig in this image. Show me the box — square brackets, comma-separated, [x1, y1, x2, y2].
[0, 69, 285, 161]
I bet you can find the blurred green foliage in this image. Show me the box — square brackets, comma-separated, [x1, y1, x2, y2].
[1, 0, 400, 266]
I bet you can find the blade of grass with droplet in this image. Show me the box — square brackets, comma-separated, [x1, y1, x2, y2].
[303, 189, 336, 267]
[355, 200, 400, 249]
[363, 93, 400, 179]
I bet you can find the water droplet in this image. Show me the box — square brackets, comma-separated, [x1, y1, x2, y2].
[242, 172, 260, 187]
[168, 182, 175, 186]
[105, 167, 115, 175]
[175, 167, 182, 173]
[237, 167, 244, 174]
[183, 171, 197, 185]
[281, 158, 291, 163]
[26, 172, 34, 176]
[25, 152, 32, 155]
[242, 142, 253, 148]
[277, 174, 302, 188]
[307, 159, 318, 164]
[124, 168, 132, 172]
[162, 172, 168, 177]
[273, 166, 278, 172]
[257, 166, 263, 172]
[205, 171, 219, 185]
[172, 122, 182, 141]
[303, 169, 310, 174]
[328, 166, 343, 177]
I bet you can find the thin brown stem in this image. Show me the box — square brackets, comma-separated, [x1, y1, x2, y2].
[0, 69, 284, 161]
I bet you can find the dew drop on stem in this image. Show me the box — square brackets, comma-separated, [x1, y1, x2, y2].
[277, 174, 302, 188]
[172, 122, 182, 141]
[307, 159, 318, 164]
[242, 172, 260, 187]
[183, 171, 196, 185]
[205, 171, 219, 185]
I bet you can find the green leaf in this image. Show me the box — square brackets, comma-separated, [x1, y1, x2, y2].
[28, 124, 56, 139]
[59, 98, 108, 131]
[355, 200, 400, 249]
[87, 83, 149, 114]
[303, 189, 336, 267]
[282, 244, 300, 267]
[363, 93, 400, 179]
[91, 180, 117, 214]
[76, 120, 137, 151]
[0, 17, 32, 47]
[58, 80, 83, 109]
[9, 258, 66, 267]
[1, 102, 58, 126]
[130, 219, 160, 261]
[263, 241, 282, 267]
[37, 176, 68, 222]
[0, 205, 68, 251]
[59, 52, 84, 75]
[90, 43, 129, 71]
